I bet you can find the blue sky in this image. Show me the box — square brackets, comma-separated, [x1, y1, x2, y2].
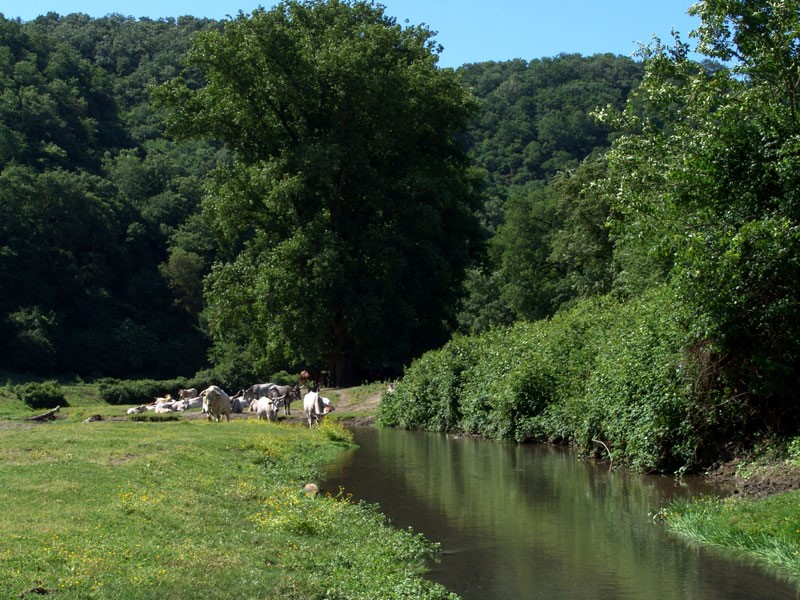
[3, 1, 701, 69]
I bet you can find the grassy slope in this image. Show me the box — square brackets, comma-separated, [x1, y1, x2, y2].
[0, 383, 453, 600]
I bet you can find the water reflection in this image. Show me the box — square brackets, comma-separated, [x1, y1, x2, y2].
[324, 427, 800, 600]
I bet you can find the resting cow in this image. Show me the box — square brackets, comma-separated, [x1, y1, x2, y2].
[229, 391, 247, 414]
[200, 385, 232, 422]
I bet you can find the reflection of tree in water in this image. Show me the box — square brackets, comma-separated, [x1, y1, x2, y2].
[327, 428, 796, 600]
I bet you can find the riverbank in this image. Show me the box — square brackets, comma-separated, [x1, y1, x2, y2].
[5, 378, 800, 590]
[658, 451, 800, 586]
[0, 387, 455, 599]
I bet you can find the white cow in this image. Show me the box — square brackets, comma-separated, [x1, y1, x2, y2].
[178, 388, 198, 399]
[174, 396, 203, 411]
[303, 390, 325, 428]
[200, 385, 232, 422]
[126, 405, 147, 415]
[256, 396, 279, 422]
[186, 397, 204, 409]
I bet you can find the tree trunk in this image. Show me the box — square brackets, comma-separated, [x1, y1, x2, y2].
[25, 406, 61, 421]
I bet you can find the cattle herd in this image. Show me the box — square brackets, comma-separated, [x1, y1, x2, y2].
[125, 381, 335, 427]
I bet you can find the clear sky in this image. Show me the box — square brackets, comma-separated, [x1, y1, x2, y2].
[2, 1, 701, 69]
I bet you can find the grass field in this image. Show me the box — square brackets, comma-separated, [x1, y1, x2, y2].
[0, 383, 457, 599]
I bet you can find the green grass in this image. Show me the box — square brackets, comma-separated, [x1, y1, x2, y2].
[661, 492, 800, 584]
[0, 378, 108, 421]
[0, 392, 456, 599]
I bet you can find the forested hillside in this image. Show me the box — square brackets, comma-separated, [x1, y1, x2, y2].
[456, 54, 643, 330]
[382, 1, 800, 472]
[7, 2, 799, 472]
[0, 7, 638, 384]
[0, 13, 225, 377]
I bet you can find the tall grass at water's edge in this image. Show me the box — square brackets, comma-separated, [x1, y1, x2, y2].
[661, 492, 800, 586]
[0, 411, 457, 599]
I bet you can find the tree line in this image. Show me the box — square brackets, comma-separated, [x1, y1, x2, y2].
[0, 3, 641, 386]
[5, 0, 798, 468]
[382, 0, 800, 471]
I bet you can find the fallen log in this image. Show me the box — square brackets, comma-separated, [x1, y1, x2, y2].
[25, 406, 61, 422]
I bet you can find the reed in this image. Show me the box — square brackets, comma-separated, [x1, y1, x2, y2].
[663, 493, 800, 585]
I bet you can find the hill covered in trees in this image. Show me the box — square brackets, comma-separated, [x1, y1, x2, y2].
[0, 7, 639, 384]
[0, 13, 224, 377]
[6, 1, 799, 474]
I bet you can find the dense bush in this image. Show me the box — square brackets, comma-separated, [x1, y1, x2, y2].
[99, 377, 191, 405]
[378, 334, 477, 432]
[15, 380, 67, 410]
[380, 287, 714, 472]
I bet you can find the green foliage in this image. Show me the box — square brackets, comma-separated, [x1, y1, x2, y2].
[15, 380, 67, 409]
[382, 287, 714, 472]
[572, 288, 697, 471]
[459, 54, 643, 227]
[0, 14, 221, 378]
[457, 54, 641, 331]
[157, 0, 483, 385]
[599, 3, 800, 436]
[378, 334, 476, 432]
[98, 376, 215, 405]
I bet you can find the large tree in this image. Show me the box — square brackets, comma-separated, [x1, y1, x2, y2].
[156, 0, 483, 385]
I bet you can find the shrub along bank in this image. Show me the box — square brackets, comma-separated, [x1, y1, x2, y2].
[379, 285, 743, 473]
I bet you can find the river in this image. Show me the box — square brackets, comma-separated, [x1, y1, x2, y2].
[323, 426, 800, 599]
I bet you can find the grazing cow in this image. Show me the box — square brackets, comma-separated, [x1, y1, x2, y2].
[178, 388, 198, 400]
[200, 385, 232, 422]
[256, 396, 279, 422]
[269, 385, 301, 416]
[300, 369, 328, 390]
[299, 370, 311, 388]
[243, 383, 278, 405]
[303, 390, 325, 428]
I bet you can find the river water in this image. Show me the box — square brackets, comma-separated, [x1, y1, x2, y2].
[323, 426, 800, 599]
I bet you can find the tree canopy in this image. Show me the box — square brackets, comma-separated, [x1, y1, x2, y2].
[597, 0, 800, 433]
[156, 0, 484, 385]
[0, 8, 642, 382]
[0, 13, 220, 377]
